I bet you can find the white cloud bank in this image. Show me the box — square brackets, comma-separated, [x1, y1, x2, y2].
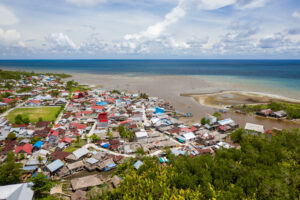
[0, 28, 20, 42]
[45, 33, 78, 50]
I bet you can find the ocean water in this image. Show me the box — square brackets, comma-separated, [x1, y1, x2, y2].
[0, 59, 299, 95]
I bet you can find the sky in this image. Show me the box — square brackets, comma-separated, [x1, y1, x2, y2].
[0, 0, 300, 59]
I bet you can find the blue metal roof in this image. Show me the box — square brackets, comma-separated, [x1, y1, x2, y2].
[134, 160, 143, 170]
[23, 166, 38, 171]
[218, 118, 234, 126]
[33, 141, 43, 148]
[46, 159, 64, 173]
[154, 107, 165, 114]
[96, 102, 107, 106]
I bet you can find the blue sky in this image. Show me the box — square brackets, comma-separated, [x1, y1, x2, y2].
[0, 0, 300, 59]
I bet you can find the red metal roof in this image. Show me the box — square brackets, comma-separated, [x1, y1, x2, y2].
[15, 143, 32, 154]
[60, 137, 72, 144]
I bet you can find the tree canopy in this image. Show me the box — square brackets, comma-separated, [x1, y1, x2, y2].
[0, 151, 23, 185]
[103, 128, 300, 200]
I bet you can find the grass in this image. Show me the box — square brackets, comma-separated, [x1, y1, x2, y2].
[63, 139, 86, 153]
[6, 106, 61, 123]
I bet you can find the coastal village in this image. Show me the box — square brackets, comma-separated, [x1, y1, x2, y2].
[0, 71, 296, 200]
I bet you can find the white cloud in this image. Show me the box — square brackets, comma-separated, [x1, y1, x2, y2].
[125, 0, 186, 41]
[292, 11, 300, 19]
[46, 33, 78, 50]
[123, 0, 240, 52]
[0, 4, 19, 26]
[65, 0, 106, 6]
[0, 28, 21, 43]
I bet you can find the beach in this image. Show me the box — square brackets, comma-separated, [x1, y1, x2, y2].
[69, 73, 300, 130]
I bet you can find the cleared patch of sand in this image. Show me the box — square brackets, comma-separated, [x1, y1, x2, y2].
[182, 91, 300, 109]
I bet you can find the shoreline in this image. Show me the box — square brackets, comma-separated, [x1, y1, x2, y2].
[1, 68, 299, 129]
[181, 90, 300, 109]
[68, 72, 300, 129]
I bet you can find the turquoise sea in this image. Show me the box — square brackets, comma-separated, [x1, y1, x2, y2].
[0, 59, 299, 97]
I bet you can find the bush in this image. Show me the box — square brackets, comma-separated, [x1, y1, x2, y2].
[6, 132, 17, 140]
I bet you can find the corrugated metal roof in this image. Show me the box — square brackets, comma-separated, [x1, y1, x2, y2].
[134, 160, 143, 170]
[72, 147, 89, 159]
[47, 159, 64, 173]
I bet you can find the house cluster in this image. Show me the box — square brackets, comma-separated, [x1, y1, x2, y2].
[256, 109, 287, 119]
[0, 74, 66, 109]
[0, 76, 249, 199]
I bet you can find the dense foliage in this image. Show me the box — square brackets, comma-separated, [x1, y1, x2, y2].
[103, 129, 300, 200]
[0, 151, 23, 185]
[117, 125, 135, 139]
[15, 114, 30, 124]
[0, 69, 71, 80]
[31, 173, 52, 197]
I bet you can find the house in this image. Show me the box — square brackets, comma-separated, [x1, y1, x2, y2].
[60, 137, 72, 144]
[98, 112, 108, 127]
[36, 121, 51, 129]
[67, 160, 85, 172]
[97, 158, 116, 171]
[85, 157, 99, 171]
[51, 151, 71, 161]
[71, 190, 88, 200]
[66, 147, 89, 161]
[55, 98, 67, 105]
[272, 110, 287, 118]
[15, 143, 32, 155]
[61, 91, 69, 97]
[33, 141, 43, 149]
[135, 131, 148, 142]
[26, 100, 41, 107]
[245, 123, 264, 134]
[92, 106, 104, 112]
[46, 159, 64, 173]
[257, 109, 273, 116]
[134, 160, 143, 170]
[0, 182, 34, 200]
[154, 107, 165, 114]
[206, 114, 217, 124]
[71, 174, 103, 191]
[182, 132, 196, 142]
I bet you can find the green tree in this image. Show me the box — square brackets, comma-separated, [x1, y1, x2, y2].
[139, 93, 149, 99]
[32, 173, 52, 197]
[0, 151, 23, 185]
[89, 134, 101, 143]
[136, 147, 145, 156]
[201, 117, 207, 125]
[19, 153, 25, 160]
[106, 128, 113, 140]
[213, 112, 222, 121]
[15, 114, 23, 124]
[37, 156, 43, 165]
[30, 136, 41, 145]
[76, 135, 81, 144]
[6, 132, 17, 140]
